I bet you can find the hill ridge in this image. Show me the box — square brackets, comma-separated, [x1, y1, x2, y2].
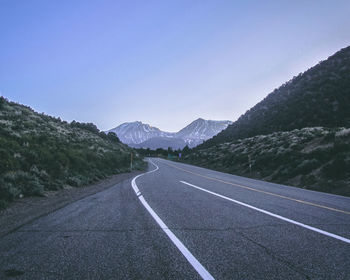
[0, 97, 143, 208]
[199, 46, 350, 148]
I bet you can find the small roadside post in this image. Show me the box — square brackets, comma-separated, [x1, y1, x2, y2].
[130, 152, 133, 171]
[248, 155, 252, 174]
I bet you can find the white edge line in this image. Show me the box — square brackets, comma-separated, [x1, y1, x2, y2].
[131, 159, 215, 280]
[180, 180, 350, 245]
[159, 158, 350, 201]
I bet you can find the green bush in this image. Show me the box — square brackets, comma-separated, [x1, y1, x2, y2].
[321, 155, 349, 179]
[0, 96, 5, 108]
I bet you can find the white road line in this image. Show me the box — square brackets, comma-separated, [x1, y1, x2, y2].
[180, 180, 350, 245]
[131, 160, 215, 280]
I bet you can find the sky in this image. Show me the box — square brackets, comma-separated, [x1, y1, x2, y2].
[1, 0, 350, 132]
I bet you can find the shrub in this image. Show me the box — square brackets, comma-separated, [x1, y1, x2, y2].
[106, 132, 120, 143]
[321, 155, 349, 179]
[0, 96, 5, 108]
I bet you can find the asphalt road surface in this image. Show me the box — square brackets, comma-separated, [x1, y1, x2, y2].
[1, 158, 349, 279]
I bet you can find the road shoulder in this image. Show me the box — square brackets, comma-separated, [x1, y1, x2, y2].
[0, 170, 142, 238]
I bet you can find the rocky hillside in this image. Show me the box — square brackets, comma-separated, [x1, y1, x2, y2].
[201, 46, 350, 148]
[0, 97, 144, 208]
[183, 127, 350, 196]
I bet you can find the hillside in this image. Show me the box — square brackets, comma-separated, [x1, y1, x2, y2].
[183, 127, 350, 196]
[200, 46, 350, 148]
[0, 97, 144, 208]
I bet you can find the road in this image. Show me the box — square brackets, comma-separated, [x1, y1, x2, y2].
[0, 158, 349, 279]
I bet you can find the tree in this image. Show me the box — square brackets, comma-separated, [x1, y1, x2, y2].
[106, 132, 120, 143]
[182, 145, 190, 155]
[0, 96, 5, 108]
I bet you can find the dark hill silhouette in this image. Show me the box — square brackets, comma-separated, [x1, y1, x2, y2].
[200, 46, 350, 148]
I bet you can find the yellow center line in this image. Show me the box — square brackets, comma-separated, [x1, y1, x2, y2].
[162, 160, 350, 216]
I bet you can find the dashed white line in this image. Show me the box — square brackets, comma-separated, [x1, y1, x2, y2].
[180, 180, 350, 244]
[131, 160, 215, 280]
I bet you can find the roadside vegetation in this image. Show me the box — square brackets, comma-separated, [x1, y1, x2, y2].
[135, 147, 183, 159]
[182, 127, 350, 196]
[0, 97, 145, 209]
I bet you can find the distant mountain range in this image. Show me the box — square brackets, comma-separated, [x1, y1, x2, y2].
[107, 118, 232, 149]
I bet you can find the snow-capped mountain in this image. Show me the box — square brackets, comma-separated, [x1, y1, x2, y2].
[107, 121, 172, 145]
[107, 118, 232, 149]
[175, 118, 232, 147]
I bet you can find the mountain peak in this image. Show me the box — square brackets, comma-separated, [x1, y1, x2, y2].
[107, 121, 165, 144]
[107, 118, 232, 149]
[176, 119, 232, 144]
[195, 117, 205, 122]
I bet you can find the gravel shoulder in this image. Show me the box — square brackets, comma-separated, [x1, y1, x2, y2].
[0, 170, 142, 238]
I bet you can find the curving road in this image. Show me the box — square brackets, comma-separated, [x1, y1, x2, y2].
[0, 158, 349, 279]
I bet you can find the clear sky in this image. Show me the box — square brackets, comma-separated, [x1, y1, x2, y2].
[1, 0, 350, 132]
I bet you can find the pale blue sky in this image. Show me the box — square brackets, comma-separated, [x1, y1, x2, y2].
[1, 0, 350, 131]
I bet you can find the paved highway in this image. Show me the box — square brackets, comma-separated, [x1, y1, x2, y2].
[1, 158, 349, 279]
